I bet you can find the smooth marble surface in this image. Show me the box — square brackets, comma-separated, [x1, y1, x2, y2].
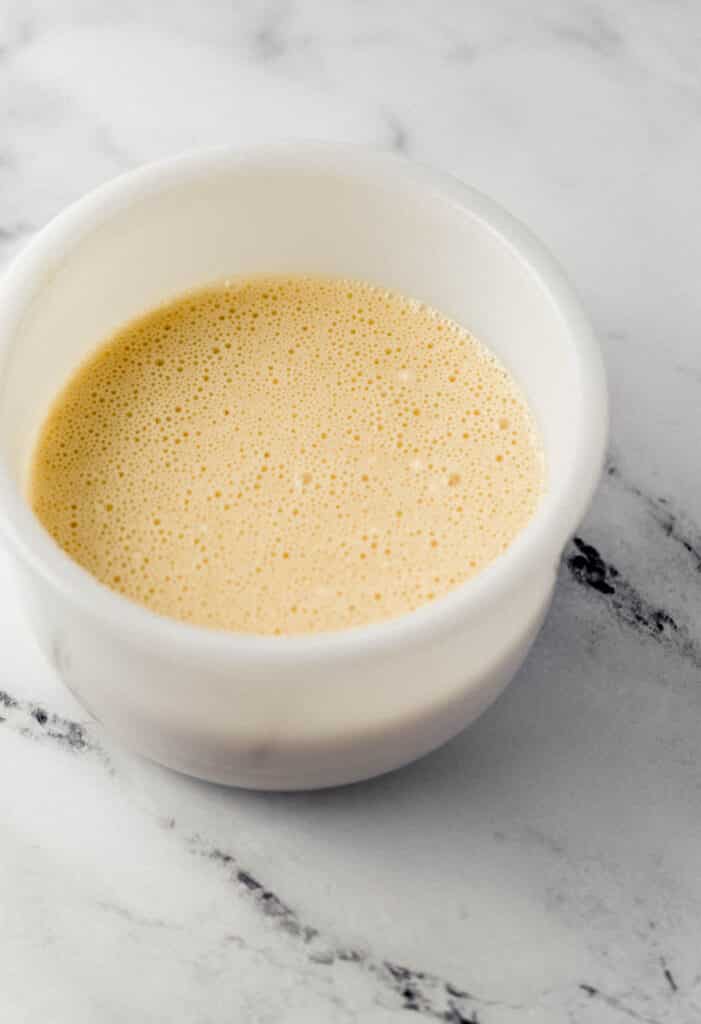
[2, 2, 701, 1021]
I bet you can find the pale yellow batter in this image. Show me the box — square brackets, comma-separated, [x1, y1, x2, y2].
[29, 275, 545, 634]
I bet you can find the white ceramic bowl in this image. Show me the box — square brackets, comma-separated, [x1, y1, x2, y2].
[0, 143, 607, 789]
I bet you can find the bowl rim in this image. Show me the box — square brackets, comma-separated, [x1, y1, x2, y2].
[0, 141, 608, 664]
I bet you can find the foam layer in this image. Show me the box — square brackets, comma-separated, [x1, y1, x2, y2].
[29, 275, 545, 634]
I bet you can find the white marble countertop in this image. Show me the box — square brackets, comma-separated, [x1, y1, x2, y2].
[2, 2, 701, 1021]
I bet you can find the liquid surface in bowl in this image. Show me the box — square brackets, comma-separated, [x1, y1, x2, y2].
[29, 275, 544, 634]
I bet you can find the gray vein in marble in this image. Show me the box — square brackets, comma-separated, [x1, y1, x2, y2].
[546, 6, 624, 58]
[607, 460, 701, 574]
[0, 221, 34, 243]
[384, 110, 410, 154]
[0, 12, 36, 59]
[579, 983, 663, 1024]
[565, 458, 701, 668]
[188, 829, 490, 1022]
[253, 23, 287, 62]
[660, 958, 678, 994]
[565, 534, 701, 666]
[0, 687, 108, 761]
[250, 0, 297, 63]
[97, 900, 174, 931]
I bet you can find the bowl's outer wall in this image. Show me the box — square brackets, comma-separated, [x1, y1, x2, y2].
[13, 553, 555, 788]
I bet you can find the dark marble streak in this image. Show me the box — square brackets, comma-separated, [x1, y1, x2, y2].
[607, 462, 701, 574]
[564, 536, 699, 655]
[661, 963, 678, 994]
[579, 983, 663, 1024]
[188, 831, 488, 1022]
[205, 844, 317, 943]
[189, 829, 689, 1022]
[565, 536, 701, 667]
[0, 688, 105, 758]
[564, 457, 701, 668]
